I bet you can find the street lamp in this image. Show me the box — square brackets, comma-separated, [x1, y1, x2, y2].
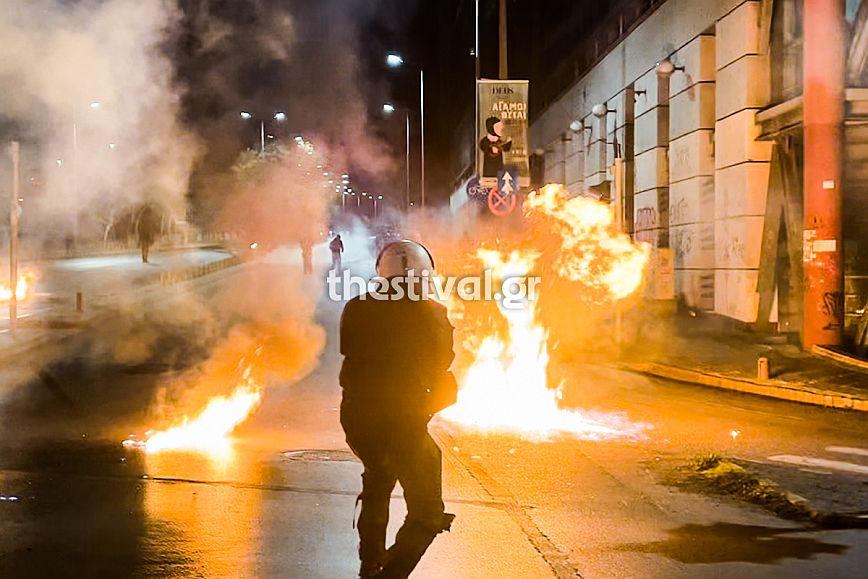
[240, 110, 287, 153]
[655, 58, 684, 79]
[386, 53, 404, 68]
[383, 103, 411, 211]
[385, 52, 426, 208]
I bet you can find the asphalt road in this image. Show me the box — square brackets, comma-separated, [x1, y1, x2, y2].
[0, 244, 866, 578]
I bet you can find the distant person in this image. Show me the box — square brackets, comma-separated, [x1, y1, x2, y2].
[329, 234, 344, 271]
[300, 236, 314, 275]
[479, 115, 512, 178]
[137, 204, 160, 264]
[340, 240, 457, 578]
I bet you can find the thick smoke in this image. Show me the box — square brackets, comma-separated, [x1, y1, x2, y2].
[0, 0, 198, 240]
[179, 0, 396, 190]
[0, 0, 406, 442]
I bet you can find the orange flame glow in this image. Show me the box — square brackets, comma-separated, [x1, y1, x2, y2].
[525, 184, 650, 302]
[125, 364, 262, 455]
[0, 272, 35, 302]
[441, 186, 651, 440]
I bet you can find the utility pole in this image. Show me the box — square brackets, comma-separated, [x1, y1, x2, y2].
[405, 112, 411, 209]
[71, 116, 79, 245]
[803, 0, 844, 348]
[9, 141, 20, 335]
[475, 0, 481, 183]
[612, 137, 624, 347]
[420, 69, 426, 207]
[499, 0, 508, 79]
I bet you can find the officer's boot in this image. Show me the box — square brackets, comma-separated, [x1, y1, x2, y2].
[357, 492, 390, 578]
[374, 513, 455, 579]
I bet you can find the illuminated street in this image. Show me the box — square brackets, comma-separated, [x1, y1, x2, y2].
[3, 1, 868, 577]
[1, 254, 867, 578]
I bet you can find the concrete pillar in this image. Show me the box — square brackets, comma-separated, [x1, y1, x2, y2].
[607, 88, 634, 227]
[585, 111, 608, 189]
[633, 69, 670, 248]
[668, 35, 717, 311]
[714, 1, 773, 322]
[803, 0, 845, 348]
[564, 126, 585, 195]
[544, 135, 567, 185]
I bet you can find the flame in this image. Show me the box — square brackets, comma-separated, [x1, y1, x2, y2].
[441, 186, 651, 440]
[0, 272, 35, 302]
[525, 184, 650, 302]
[125, 364, 262, 455]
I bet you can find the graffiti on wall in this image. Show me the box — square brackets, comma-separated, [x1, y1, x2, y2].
[635, 207, 657, 231]
[821, 291, 843, 331]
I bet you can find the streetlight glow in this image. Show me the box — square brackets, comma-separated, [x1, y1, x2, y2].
[240, 111, 252, 119]
[89, 101, 101, 110]
[386, 53, 404, 68]
[383, 103, 396, 114]
[274, 111, 287, 121]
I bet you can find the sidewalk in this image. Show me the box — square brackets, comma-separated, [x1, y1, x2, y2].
[618, 310, 868, 412]
[0, 247, 240, 364]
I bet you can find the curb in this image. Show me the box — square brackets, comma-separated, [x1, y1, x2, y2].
[812, 345, 868, 373]
[620, 362, 868, 412]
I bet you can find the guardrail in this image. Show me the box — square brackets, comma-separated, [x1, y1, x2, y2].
[159, 255, 243, 286]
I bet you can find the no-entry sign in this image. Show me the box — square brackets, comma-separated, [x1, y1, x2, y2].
[487, 170, 518, 216]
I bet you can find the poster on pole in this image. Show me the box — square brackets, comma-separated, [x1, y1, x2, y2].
[477, 79, 529, 189]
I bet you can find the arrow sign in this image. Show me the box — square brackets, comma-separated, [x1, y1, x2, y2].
[489, 169, 519, 216]
[501, 171, 514, 195]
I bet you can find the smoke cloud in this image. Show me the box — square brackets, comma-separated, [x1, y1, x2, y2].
[0, 0, 405, 444]
[0, 0, 198, 241]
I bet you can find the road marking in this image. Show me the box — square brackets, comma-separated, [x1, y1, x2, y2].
[826, 446, 868, 458]
[434, 429, 583, 579]
[768, 454, 868, 475]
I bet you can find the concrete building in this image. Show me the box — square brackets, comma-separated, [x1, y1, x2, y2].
[530, 0, 868, 344]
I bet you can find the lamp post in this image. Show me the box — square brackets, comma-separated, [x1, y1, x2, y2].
[383, 103, 411, 209]
[70, 100, 102, 244]
[374, 195, 383, 218]
[386, 53, 425, 207]
[9, 141, 20, 334]
[240, 110, 286, 153]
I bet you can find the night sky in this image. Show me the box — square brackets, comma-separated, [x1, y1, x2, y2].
[172, 0, 614, 208]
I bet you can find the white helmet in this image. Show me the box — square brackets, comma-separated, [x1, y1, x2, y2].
[376, 240, 435, 278]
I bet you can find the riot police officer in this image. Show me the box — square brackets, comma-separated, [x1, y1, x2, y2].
[340, 240, 457, 578]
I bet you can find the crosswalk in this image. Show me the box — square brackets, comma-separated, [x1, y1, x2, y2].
[768, 446, 868, 475]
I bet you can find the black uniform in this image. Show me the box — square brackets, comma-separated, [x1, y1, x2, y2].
[340, 293, 456, 578]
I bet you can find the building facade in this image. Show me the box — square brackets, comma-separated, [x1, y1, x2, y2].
[530, 0, 868, 343]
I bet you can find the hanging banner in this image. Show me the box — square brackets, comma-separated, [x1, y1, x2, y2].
[477, 79, 529, 189]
